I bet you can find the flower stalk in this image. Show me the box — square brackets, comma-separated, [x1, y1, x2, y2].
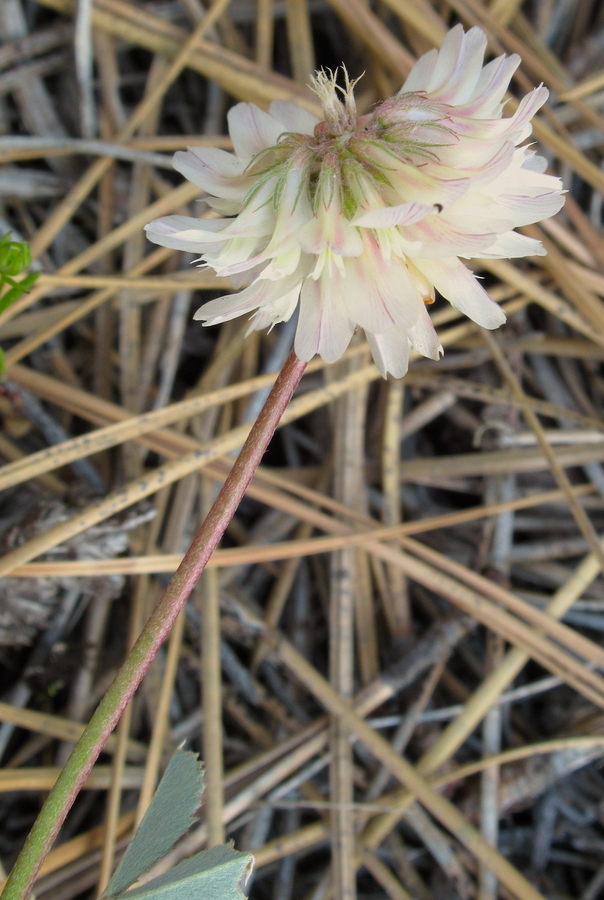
[0, 350, 307, 900]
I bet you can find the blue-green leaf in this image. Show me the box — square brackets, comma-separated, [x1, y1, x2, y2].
[102, 750, 205, 898]
[119, 845, 253, 900]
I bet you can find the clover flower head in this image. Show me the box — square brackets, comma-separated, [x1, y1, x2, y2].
[145, 25, 565, 378]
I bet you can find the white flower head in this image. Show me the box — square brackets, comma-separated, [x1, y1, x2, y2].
[145, 25, 564, 378]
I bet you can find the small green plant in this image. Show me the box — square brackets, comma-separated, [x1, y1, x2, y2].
[0, 233, 39, 317]
[100, 749, 253, 900]
[0, 232, 40, 376]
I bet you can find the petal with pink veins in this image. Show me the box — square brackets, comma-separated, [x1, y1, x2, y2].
[353, 201, 436, 229]
[495, 189, 566, 226]
[503, 86, 549, 143]
[338, 246, 423, 332]
[360, 144, 470, 207]
[462, 54, 520, 118]
[399, 216, 500, 257]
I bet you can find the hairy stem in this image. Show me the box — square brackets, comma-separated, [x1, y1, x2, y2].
[2, 350, 307, 900]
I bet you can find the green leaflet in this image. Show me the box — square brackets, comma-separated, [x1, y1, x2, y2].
[102, 750, 205, 898]
[119, 844, 253, 900]
[0, 271, 39, 316]
[0, 233, 39, 321]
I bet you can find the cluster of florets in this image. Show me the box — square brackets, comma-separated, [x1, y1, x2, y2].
[146, 25, 564, 377]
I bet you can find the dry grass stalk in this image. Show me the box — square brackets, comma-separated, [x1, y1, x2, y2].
[3, 2, 604, 899]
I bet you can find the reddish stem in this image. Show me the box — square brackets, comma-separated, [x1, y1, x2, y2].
[2, 350, 307, 900]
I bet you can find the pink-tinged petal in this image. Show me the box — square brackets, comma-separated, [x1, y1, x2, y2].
[366, 328, 411, 378]
[504, 86, 549, 143]
[295, 277, 355, 363]
[495, 189, 566, 226]
[360, 144, 470, 207]
[408, 304, 443, 360]
[461, 54, 520, 118]
[227, 103, 288, 159]
[298, 186, 364, 257]
[354, 201, 436, 229]
[144, 215, 229, 252]
[400, 216, 501, 257]
[173, 147, 249, 200]
[269, 100, 320, 135]
[399, 48, 438, 94]
[338, 245, 422, 333]
[443, 141, 514, 184]
[414, 256, 506, 329]
[430, 27, 488, 105]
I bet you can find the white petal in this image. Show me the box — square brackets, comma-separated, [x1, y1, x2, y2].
[248, 284, 301, 331]
[521, 149, 548, 173]
[426, 24, 464, 93]
[230, 175, 281, 229]
[269, 100, 320, 135]
[144, 215, 228, 252]
[366, 328, 411, 379]
[194, 273, 300, 324]
[295, 277, 355, 363]
[205, 197, 241, 215]
[399, 48, 438, 94]
[264, 167, 314, 253]
[478, 231, 546, 258]
[204, 238, 272, 276]
[414, 256, 506, 329]
[227, 103, 287, 159]
[173, 147, 248, 199]
[354, 201, 436, 229]
[297, 183, 364, 257]
[408, 303, 443, 360]
[258, 244, 302, 278]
